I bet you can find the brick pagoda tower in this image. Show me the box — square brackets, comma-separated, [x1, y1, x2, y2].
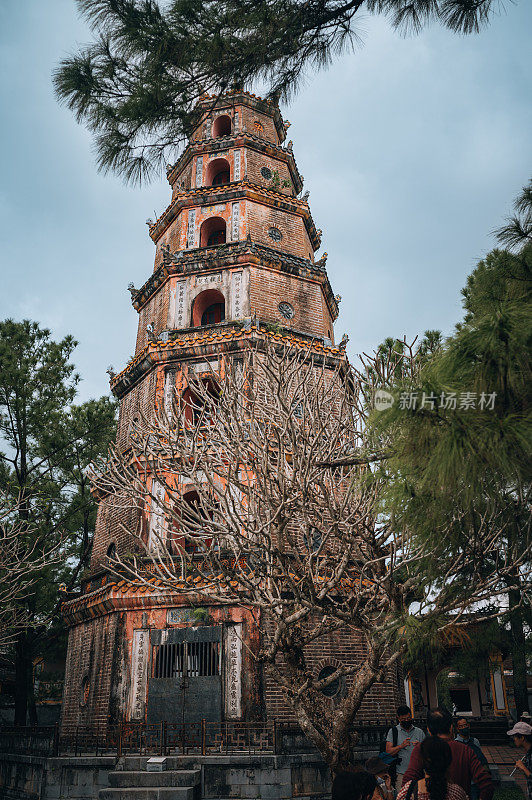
[60, 92, 403, 736]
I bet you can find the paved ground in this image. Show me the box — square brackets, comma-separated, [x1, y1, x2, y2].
[484, 745, 528, 795]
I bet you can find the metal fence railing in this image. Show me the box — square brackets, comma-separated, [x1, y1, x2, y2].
[0, 720, 395, 759]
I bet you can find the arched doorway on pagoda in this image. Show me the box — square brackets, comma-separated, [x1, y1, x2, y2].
[191, 288, 226, 327]
[199, 216, 226, 248]
[206, 157, 230, 187]
[212, 114, 231, 138]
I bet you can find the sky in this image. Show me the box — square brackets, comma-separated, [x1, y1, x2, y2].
[0, 1, 530, 403]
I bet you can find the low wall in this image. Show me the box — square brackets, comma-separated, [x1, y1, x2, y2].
[202, 754, 330, 800]
[0, 747, 380, 800]
[0, 755, 115, 800]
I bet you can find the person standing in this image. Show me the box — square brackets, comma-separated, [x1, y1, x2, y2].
[398, 737, 468, 800]
[402, 708, 493, 800]
[507, 720, 532, 799]
[455, 717, 488, 800]
[386, 705, 426, 791]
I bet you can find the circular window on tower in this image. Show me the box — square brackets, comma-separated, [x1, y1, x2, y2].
[278, 301, 294, 320]
[268, 227, 283, 242]
[261, 166, 272, 180]
[317, 665, 341, 698]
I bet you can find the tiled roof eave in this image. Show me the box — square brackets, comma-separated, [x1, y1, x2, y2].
[61, 585, 213, 625]
[109, 326, 347, 398]
[148, 181, 321, 249]
[130, 241, 338, 320]
[167, 134, 303, 192]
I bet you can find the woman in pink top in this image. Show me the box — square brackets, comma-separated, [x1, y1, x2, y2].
[398, 738, 468, 800]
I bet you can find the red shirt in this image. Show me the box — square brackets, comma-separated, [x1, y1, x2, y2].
[401, 739, 494, 800]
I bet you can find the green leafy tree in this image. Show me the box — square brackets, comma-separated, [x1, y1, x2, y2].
[0, 320, 117, 725]
[55, 0, 505, 184]
[369, 191, 532, 714]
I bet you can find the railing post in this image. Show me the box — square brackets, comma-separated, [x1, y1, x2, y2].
[118, 723, 123, 759]
[273, 720, 278, 755]
[201, 719, 206, 756]
[159, 721, 164, 756]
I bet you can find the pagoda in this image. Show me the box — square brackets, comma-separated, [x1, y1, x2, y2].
[60, 92, 403, 735]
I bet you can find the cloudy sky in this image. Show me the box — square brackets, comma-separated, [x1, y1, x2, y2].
[0, 1, 530, 403]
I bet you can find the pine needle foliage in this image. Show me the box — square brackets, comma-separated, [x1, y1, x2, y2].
[368, 188, 531, 712]
[55, 0, 504, 184]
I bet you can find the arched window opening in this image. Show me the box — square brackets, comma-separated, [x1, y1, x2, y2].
[182, 377, 220, 426]
[181, 489, 215, 553]
[80, 675, 90, 707]
[192, 289, 226, 328]
[212, 114, 231, 138]
[199, 217, 226, 248]
[206, 158, 230, 187]
[107, 542, 117, 559]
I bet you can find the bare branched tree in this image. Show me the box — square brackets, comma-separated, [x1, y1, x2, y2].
[92, 336, 530, 772]
[0, 493, 61, 648]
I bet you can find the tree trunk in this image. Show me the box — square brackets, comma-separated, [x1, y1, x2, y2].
[14, 629, 31, 726]
[508, 589, 528, 717]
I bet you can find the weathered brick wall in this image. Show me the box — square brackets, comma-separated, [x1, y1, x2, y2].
[245, 149, 293, 195]
[240, 105, 279, 144]
[115, 372, 156, 451]
[60, 613, 121, 735]
[249, 265, 331, 337]
[90, 492, 142, 570]
[263, 626, 405, 724]
[246, 201, 314, 260]
[135, 282, 171, 352]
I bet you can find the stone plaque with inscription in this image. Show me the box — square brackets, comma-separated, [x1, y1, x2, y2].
[129, 629, 149, 720]
[224, 623, 242, 719]
[175, 280, 187, 328]
[195, 273, 222, 286]
[167, 608, 198, 625]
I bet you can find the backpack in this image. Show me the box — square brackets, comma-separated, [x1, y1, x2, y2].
[465, 740, 488, 768]
[378, 726, 399, 781]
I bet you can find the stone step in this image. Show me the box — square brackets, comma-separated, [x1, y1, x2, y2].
[123, 757, 200, 771]
[99, 788, 196, 800]
[109, 770, 200, 788]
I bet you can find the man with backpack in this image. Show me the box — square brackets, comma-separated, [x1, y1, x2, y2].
[386, 705, 426, 790]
